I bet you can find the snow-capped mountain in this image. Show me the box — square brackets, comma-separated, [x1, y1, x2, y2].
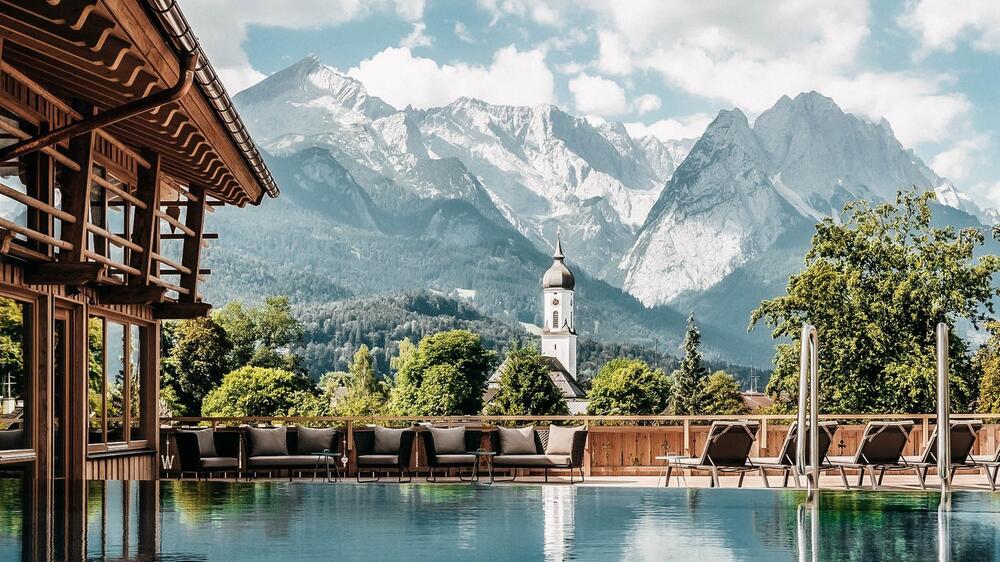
[234, 56, 691, 278]
[621, 91, 988, 307]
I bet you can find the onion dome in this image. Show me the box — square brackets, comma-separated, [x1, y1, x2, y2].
[542, 234, 575, 290]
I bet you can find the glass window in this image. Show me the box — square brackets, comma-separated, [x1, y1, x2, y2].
[88, 317, 105, 445]
[128, 325, 142, 441]
[106, 321, 126, 444]
[0, 297, 28, 451]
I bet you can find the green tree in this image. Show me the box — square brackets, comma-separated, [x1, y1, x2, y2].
[329, 345, 387, 416]
[751, 190, 1000, 413]
[213, 296, 305, 373]
[976, 322, 1000, 413]
[387, 330, 497, 415]
[670, 314, 709, 414]
[201, 366, 324, 417]
[702, 371, 749, 415]
[587, 358, 672, 415]
[170, 317, 233, 415]
[484, 343, 568, 416]
[0, 298, 24, 399]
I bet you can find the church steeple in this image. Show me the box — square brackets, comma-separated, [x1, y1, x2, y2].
[543, 230, 575, 290]
[541, 227, 577, 379]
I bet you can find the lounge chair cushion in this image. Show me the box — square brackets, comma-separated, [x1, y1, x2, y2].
[498, 427, 536, 455]
[357, 454, 400, 467]
[178, 429, 217, 457]
[248, 427, 288, 457]
[493, 454, 571, 467]
[296, 426, 336, 455]
[545, 425, 583, 455]
[430, 427, 466, 454]
[0, 428, 24, 450]
[373, 427, 406, 454]
[248, 455, 322, 468]
[435, 454, 476, 465]
[200, 456, 238, 469]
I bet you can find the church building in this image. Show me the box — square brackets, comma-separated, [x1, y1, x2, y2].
[486, 234, 588, 413]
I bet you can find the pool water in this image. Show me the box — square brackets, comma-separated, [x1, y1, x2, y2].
[2, 480, 1000, 561]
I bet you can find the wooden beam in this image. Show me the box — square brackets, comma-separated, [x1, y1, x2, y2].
[97, 285, 166, 305]
[128, 149, 160, 285]
[152, 301, 211, 320]
[24, 262, 103, 286]
[58, 127, 95, 263]
[178, 184, 206, 302]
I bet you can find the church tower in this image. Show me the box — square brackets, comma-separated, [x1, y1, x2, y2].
[541, 232, 577, 379]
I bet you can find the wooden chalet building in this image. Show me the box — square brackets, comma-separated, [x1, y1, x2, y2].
[0, 0, 277, 497]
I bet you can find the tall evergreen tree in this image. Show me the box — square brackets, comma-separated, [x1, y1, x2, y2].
[484, 342, 568, 416]
[670, 314, 709, 415]
[329, 345, 387, 416]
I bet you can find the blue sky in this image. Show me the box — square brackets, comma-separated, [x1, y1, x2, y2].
[182, 0, 1000, 209]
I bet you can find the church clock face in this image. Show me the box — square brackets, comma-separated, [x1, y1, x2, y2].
[551, 298, 560, 305]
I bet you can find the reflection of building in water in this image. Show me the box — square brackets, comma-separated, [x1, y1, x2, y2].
[543, 485, 576, 562]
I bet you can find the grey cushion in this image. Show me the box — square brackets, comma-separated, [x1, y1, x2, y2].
[249, 427, 288, 457]
[179, 429, 217, 458]
[249, 455, 324, 468]
[357, 454, 400, 467]
[545, 425, 583, 455]
[0, 428, 24, 450]
[498, 427, 536, 455]
[373, 426, 405, 454]
[493, 454, 572, 467]
[430, 427, 466, 454]
[296, 426, 336, 455]
[435, 454, 476, 465]
[200, 456, 238, 469]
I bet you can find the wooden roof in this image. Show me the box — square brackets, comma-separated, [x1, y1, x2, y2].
[0, 0, 277, 206]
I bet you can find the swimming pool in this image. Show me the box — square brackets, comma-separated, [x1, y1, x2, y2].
[2, 480, 999, 560]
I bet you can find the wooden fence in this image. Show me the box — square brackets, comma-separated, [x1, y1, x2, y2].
[159, 413, 1000, 478]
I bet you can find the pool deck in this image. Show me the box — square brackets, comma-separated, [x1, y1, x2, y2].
[203, 471, 1000, 491]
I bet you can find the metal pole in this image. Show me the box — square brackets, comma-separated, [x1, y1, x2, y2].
[937, 322, 951, 510]
[796, 324, 820, 504]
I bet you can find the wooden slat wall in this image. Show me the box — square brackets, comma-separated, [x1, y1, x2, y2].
[85, 453, 157, 480]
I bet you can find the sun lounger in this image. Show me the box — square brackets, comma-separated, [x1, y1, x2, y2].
[902, 420, 983, 490]
[666, 421, 760, 488]
[828, 421, 914, 490]
[751, 421, 847, 488]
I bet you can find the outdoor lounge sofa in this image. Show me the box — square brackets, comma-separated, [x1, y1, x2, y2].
[903, 420, 984, 490]
[751, 421, 847, 488]
[0, 428, 24, 450]
[354, 426, 416, 482]
[828, 420, 914, 489]
[174, 428, 241, 479]
[421, 426, 484, 481]
[666, 420, 760, 487]
[488, 425, 588, 483]
[245, 426, 342, 480]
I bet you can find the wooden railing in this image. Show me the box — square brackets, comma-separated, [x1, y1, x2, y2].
[159, 413, 1000, 478]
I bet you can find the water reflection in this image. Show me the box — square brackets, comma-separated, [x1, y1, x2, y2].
[0, 479, 999, 561]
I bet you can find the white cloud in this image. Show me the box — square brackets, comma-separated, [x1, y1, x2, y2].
[633, 94, 661, 115]
[625, 113, 714, 141]
[932, 136, 989, 183]
[180, 0, 425, 92]
[900, 0, 1000, 54]
[967, 182, 1000, 209]
[477, 0, 564, 26]
[597, 31, 632, 75]
[454, 21, 475, 43]
[348, 45, 556, 108]
[400, 23, 432, 48]
[568, 73, 628, 117]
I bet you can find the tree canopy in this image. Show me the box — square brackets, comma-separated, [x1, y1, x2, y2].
[201, 366, 324, 417]
[328, 345, 387, 416]
[387, 330, 497, 415]
[213, 296, 305, 373]
[976, 322, 1000, 413]
[484, 342, 568, 416]
[751, 190, 1000, 413]
[702, 371, 750, 415]
[168, 317, 233, 415]
[587, 358, 672, 415]
[670, 315, 709, 415]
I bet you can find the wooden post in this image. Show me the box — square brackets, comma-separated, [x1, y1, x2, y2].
[760, 417, 768, 454]
[143, 321, 160, 478]
[23, 124, 53, 256]
[683, 418, 690, 457]
[129, 150, 161, 285]
[58, 130, 96, 262]
[178, 185, 206, 301]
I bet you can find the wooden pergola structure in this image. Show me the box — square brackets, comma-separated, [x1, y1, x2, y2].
[0, 0, 276, 504]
